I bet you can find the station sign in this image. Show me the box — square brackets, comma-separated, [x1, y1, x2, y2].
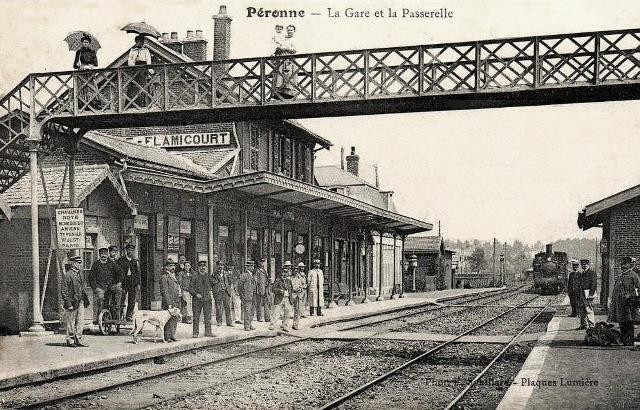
[126, 132, 231, 149]
[56, 208, 85, 249]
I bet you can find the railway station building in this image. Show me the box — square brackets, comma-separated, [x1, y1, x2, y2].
[402, 236, 455, 291]
[0, 19, 431, 333]
[578, 184, 640, 309]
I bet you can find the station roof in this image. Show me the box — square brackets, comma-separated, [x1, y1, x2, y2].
[83, 131, 214, 179]
[3, 162, 136, 213]
[578, 183, 640, 229]
[125, 170, 432, 235]
[315, 165, 374, 188]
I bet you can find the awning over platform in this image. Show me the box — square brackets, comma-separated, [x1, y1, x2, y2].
[209, 172, 432, 235]
[578, 183, 640, 230]
[125, 169, 431, 234]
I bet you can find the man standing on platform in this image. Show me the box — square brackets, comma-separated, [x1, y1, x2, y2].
[237, 260, 257, 331]
[580, 258, 597, 329]
[117, 243, 140, 321]
[254, 257, 269, 322]
[229, 261, 242, 324]
[178, 260, 193, 324]
[308, 259, 325, 316]
[160, 259, 181, 341]
[190, 260, 216, 337]
[608, 256, 640, 345]
[212, 260, 233, 327]
[108, 245, 120, 262]
[88, 247, 121, 324]
[566, 259, 580, 317]
[289, 262, 305, 330]
[62, 254, 89, 347]
[297, 262, 309, 318]
[107, 245, 124, 318]
[269, 261, 292, 331]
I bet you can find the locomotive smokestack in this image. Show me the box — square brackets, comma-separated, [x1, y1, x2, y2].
[545, 244, 553, 255]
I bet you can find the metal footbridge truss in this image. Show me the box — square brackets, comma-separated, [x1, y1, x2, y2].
[2, 28, 640, 192]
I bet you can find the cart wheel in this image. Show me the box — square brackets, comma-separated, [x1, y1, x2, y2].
[98, 309, 112, 335]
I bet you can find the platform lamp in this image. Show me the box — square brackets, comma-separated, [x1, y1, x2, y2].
[409, 254, 418, 292]
[402, 258, 409, 297]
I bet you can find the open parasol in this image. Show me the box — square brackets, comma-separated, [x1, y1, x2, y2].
[121, 21, 161, 38]
[64, 31, 101, 52]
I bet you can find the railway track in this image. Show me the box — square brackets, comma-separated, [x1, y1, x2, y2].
[318, 296, 555, 410]
[1, 288, 543, 409]
[333, 286, 530, 332]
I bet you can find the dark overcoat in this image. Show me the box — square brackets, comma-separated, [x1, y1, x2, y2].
[608, 270, 640, 323]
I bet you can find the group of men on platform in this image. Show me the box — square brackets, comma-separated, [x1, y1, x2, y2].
[61, 243, 140, 347]
[158, 256, 326, 340]
[567, 256, 640, 346]
[567, 258, 597, 330]
[61, 245, 327, 345]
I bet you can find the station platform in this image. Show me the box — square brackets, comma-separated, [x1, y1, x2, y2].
[0, 287, 498, 390]
[498, 296, 640, 410]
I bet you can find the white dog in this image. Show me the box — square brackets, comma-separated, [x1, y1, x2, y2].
[130, 307, 182, 343]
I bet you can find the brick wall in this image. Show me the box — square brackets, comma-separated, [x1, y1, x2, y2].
[610, 198, 640, 276]
[0, 218, 53, 333]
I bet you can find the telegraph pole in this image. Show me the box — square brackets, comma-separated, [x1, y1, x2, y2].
[492, 238, 496, 285]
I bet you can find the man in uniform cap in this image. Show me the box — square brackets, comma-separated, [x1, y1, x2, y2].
[190, 260, 216, 337]
[566, 259, 580, 317]
[62, 254, 89, 347]
[253, 256, 270, 322]
[308, 259, 325, 316]
[237, 260, 257, 331]
[609, 256, 640, 345]
[116, 243, 140, 321]
[88, 247, 122, 324]
[211, 260, 233, 327]
[297, 262, 308, 318]
[108, 245, 119, 262]
[269, 261, 293, 331]
[160, 258, 181, 341]
[579, 258, 597, 329]
[228, 261, 242, 324]
[289, 262, 306, 330]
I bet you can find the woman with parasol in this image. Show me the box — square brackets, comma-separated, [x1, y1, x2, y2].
[122, 22, 160, 109]
[65, 31, 104, 110]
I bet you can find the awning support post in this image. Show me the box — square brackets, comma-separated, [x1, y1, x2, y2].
[361, 230, 370, 303]
[328, 226, 337, 308]
[376, 231, 384, 301]
[346, 229, 355, 306]
[399, 235, 406, 298]
[391, 234, 399, 299]
[208, 204, 214, 273]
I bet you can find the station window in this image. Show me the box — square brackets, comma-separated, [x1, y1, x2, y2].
[272, 133, 281, 173]
[303, 146, 312, 182]
[249, 125, 260, 171]
[282, 137, 292, 177]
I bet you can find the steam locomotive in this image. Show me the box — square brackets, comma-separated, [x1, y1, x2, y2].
[532, 244, 567, 295]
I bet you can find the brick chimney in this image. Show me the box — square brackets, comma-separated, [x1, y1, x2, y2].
[212, 5, 232, 61]
[159, 30, 207, 61]
[346, 146, 360, 176]
[182, 30, 207, 61]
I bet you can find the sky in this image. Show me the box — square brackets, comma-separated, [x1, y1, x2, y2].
[1, 0, 640, 244]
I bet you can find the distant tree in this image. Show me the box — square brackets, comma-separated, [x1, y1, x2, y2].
[468, 247, 486, 272]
